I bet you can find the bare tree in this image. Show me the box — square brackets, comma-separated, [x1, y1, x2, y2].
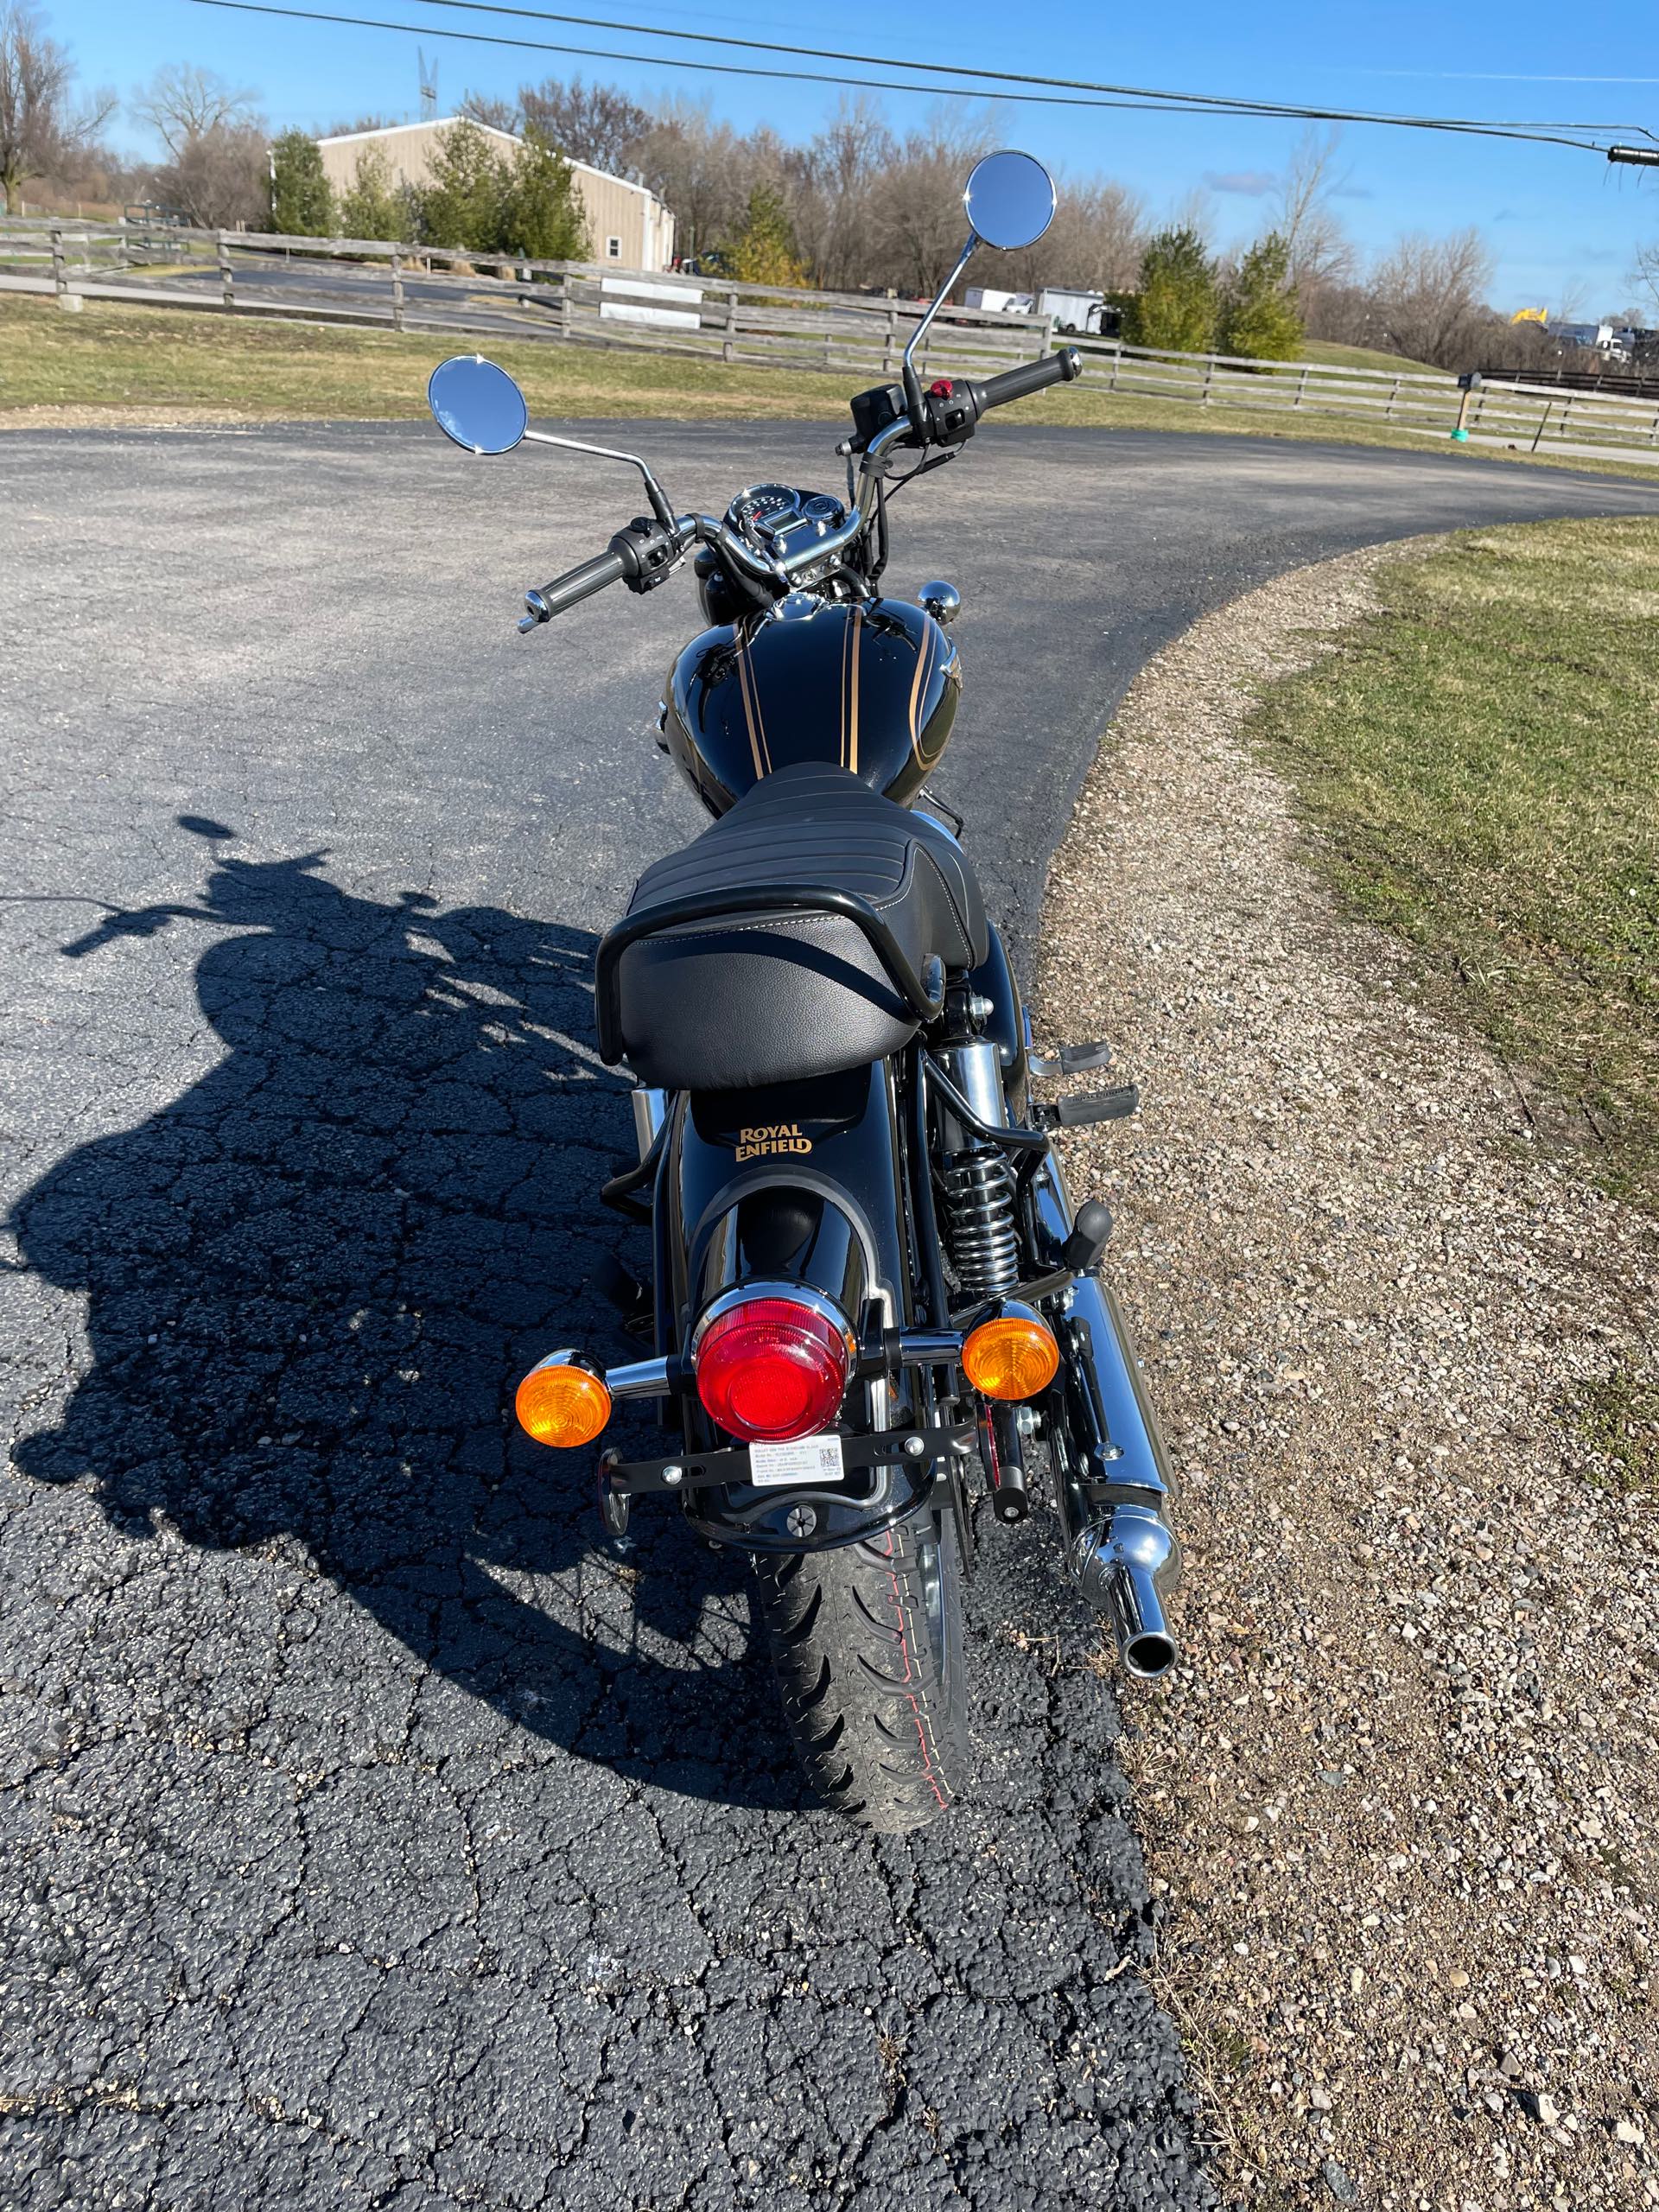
[1274, 125, 1357, 302]
[865, 108, 1001, 296]
[517, 76, 651, 177]
[0, 3, 114, 212]
[630, 97, 750, 261]
[998, 178, 1146, 296]
[787, 96, 893, 290]
[1370, 227, 1496, 369]
[456, 91, 518, 136]
[132, 64, 257, 160]
[1630, 240, 1659, 322]
[153, 117, 268, 228]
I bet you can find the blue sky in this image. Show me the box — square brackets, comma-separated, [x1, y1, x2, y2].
[61, 0, 1659, 311]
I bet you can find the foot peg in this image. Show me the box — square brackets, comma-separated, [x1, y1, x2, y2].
[1028, 1039, 1114, 1077]
[1036, 1084, 1140, 1130]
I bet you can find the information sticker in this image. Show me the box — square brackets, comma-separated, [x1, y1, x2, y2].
[747, 1433, 846, 1489]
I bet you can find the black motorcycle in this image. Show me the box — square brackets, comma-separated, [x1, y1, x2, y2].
[429, 151, 1179, 1832]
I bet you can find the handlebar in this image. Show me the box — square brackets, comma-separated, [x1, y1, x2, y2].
[973, 346, 1084, 414]
[516, 346, 1087, 632]
[519, 548, 628, 631]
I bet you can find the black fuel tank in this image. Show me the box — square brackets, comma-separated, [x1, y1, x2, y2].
[664, 596, 959, 817]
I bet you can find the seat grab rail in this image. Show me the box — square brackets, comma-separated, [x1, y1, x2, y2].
[594, 884, 947, 1065]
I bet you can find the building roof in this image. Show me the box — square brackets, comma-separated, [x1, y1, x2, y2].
[315, 116, 665, 207]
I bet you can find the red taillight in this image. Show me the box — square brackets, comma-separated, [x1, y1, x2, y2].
[694, 1295, 851, 1443]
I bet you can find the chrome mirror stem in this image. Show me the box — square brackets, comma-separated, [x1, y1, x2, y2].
[901, 230, 980, 435]
[522, 429, 677, 530]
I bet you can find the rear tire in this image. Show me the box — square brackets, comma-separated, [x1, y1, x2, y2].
[753, 1511, 968, 1832]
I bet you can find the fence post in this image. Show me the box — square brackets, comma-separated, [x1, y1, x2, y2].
[722, 287, 737, 364]
[1560, 395, 1575, 442]
[883, 303, 897, 374]
[1108, 345, 1121, 392]
[1036, 311, 1054, 363]
[1294, 366, 1309, 409]
[218, 231, 234, 311]
[391, 248, 404, 332]
[1387, 376, 1401, 421]
[1200, 354, 1215, 406]
[557, 266, 571, 338]
[1530, 400, 1552, 453]
[49, 226, 66, 296]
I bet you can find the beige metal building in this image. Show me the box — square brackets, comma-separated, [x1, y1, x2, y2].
[315, 118, 676, 270]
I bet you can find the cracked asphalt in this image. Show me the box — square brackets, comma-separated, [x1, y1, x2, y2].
[3, 414, 1656, 2212]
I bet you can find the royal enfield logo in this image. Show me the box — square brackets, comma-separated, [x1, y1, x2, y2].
[735, 1122, 814, 1164]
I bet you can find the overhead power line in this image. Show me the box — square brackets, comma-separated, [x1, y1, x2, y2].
[186, 0, 1653, 153]
[395, 0, 1654, 138]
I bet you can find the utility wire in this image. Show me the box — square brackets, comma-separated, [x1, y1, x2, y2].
[186, 0, 1647, 151]
[392, 0, 1653, 139]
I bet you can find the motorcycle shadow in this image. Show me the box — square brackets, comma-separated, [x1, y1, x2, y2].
[9, 830, 805, 1813]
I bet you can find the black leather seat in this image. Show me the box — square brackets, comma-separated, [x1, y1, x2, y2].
[604, 763, 988, 1092]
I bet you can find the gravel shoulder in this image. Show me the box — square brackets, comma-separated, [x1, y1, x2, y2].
[1036, 543, 1659, 2210]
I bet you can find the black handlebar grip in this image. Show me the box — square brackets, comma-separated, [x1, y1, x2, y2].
[520, 547, 629, 629]
[977, 346, 1084, 411]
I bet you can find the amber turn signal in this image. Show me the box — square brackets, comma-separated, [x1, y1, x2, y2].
[515, 1354, 612, 1448]
[962, 1305, 1059, 1401]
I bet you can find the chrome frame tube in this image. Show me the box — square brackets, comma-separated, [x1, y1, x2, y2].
[630, 1086, 667, 1163]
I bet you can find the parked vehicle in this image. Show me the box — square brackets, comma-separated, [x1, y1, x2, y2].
[1037, 285, 1113, 336]
[963, 283, 1037, 316]
[427, 152, 1179, 1832]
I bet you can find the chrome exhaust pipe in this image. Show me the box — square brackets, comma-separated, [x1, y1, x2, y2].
[1034, 1158, 1182, 1681]
[1064, 1502, 1179, 1681]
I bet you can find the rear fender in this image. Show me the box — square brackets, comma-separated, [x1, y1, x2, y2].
[664, 1059, 933, 1551]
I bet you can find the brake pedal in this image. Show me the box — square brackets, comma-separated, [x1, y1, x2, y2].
[1028, 1039, 1114, 1077]
[1036, 1084, 1140, 1129]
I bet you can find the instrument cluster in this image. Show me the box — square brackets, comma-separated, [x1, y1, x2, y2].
[727, 483, 847, 550]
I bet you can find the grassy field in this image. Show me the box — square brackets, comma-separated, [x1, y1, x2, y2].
[1300, 338, 1442, 377]
[1246, 518, 1659, 1217]
[2, 294, 1652, 480]
[1246, 516, 1659, 1485]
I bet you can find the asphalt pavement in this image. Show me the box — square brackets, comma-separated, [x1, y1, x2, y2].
[3, 415, 1656, 2212]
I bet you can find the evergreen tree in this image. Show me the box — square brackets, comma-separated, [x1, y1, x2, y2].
[269, 130, 334, 238]
[498, 126, 589, 260]
[338, 143, 408, 242]
[724, 185, 805, 287]
[1128, 225, 1218, 353]
[417, 118, 506, 253]
[1220, 232, 1303, 361]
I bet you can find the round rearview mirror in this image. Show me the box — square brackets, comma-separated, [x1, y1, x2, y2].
[427, 354, 529, 455]
[963, 149, 1057, 251]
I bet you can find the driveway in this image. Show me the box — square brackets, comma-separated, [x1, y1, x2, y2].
[2, 418, 1655, 2211]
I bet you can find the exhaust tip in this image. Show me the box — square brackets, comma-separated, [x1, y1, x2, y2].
[1122, 1630, 1178, 1681]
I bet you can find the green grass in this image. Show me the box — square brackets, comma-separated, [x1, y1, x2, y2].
[1300, 339, 1442, 378]
[1245, 518, 1659, 1211]
[3, 294, 1656, 480]
[1572, 1366, 1659, 1494]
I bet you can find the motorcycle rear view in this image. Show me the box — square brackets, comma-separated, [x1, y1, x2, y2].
[429, 152, 1180, 1830]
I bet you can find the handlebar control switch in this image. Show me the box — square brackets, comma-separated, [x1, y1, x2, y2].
[923, 379, 980, 448]
[848, 380, 909, 454]
[611, 514, 681, 595]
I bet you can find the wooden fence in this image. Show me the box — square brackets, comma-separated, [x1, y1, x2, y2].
[0, 219, 1052, 381]
[7, 217, 1659, 460]
[1071, 335, 1659, 456]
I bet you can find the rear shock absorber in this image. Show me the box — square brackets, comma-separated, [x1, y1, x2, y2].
[938, 1039, 1020, 1298]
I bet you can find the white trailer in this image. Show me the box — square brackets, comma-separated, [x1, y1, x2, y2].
[1038, 286, 1108, 334]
